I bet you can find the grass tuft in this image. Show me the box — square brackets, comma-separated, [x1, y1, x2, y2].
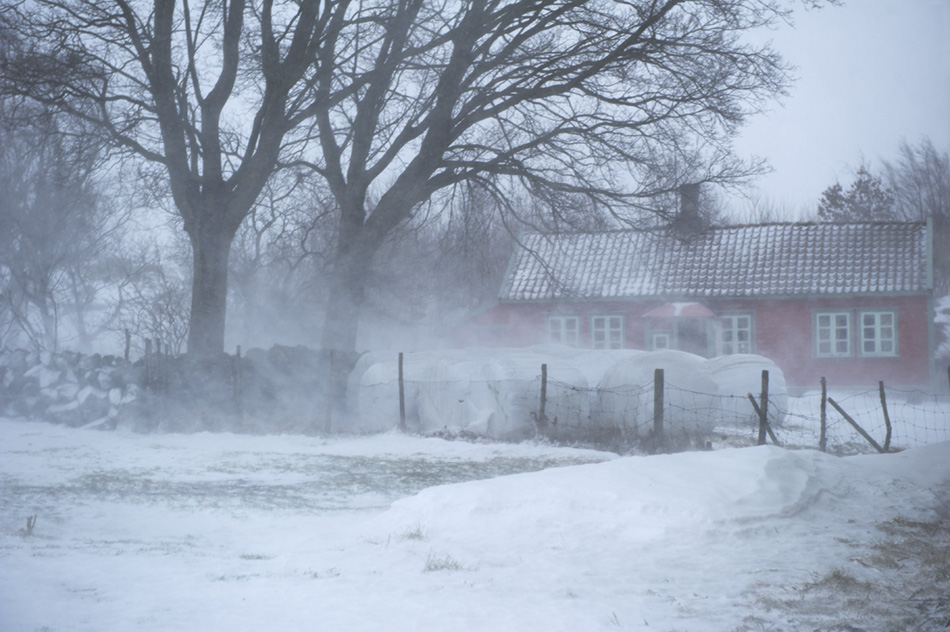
[423, 551, 463, 572]
[401, 522, 427, 541]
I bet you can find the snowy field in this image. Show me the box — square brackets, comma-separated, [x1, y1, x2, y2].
[2, 418, 949, 631]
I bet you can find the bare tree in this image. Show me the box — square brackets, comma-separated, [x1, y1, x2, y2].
[882, 138, 950, 293]
[0, 0, 347, 356]
[292, 0, 803, 364]
[363, 182, 516, 339]
[110, 241, 192, 356]
[228, 172, 335, 347]
[882, 139, 950, 222]
[0, 97, 127, 352]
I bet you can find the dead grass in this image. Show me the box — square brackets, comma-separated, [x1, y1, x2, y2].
[423, 551, 464, 572]
[401, 522, 427, 541]
[739, 513, 950, 631]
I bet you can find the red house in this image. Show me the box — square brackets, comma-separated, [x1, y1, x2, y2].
[458, 219, 936, 390]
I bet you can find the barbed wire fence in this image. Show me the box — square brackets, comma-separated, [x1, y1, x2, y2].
[390, 360, 950, 456]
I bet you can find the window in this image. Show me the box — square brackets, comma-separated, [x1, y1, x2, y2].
[815, 311, 851, 357]
[651, 333, 670, 350]
[547, 316, 579, 346]
[720, 313, 754, 354]
[591, 315, 624, 349]
[859, 310, 897, 357]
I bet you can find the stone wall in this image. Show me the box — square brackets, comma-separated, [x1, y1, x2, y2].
[0, 345, 349, 434]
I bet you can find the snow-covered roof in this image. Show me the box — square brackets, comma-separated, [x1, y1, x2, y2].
[501, 222, 931, 301]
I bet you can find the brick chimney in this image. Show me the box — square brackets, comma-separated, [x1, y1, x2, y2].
[673, 182, 704, 236]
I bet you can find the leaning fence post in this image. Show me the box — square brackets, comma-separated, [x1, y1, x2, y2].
[757, 370, 769, 446]
[398, 352, 406, 431]
[879, 381, 892, 452]
[747, 393, 781, 446]
[819, 377, 828, 452]
[653, 368, 665, 452]
[827, 397, 885, 453]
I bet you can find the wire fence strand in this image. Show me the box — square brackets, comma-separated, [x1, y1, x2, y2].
[387, 372, 950, 455]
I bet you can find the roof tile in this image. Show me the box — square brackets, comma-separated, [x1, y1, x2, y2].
[501, 222, 930, 301]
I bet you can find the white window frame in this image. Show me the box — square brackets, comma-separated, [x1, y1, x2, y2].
[814, 311, 852, 358]
[858, 309, 898, 357]
[591, 315, 624, 350]
[651, 332, 670, 351]
[546, 316, 580, 346]
[720, 313, 754, 355]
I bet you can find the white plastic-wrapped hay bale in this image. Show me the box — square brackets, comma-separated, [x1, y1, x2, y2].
[704, 354, 788, 427]
[354, 348, 593, 439]
[596, 350, 718, 438]
[354, 360, 403, 433]
[483, 352, 591, 439]
[415, 357, 498, 435]
[526, 345, 645, 386]
[354, 350, 457, 433]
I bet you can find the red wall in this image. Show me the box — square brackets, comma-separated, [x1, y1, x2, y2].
[455, 295, 933, 389]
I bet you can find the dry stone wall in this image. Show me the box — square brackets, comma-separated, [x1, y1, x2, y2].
[0, 345, 346, 434]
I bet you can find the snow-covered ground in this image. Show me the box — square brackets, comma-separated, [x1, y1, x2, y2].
[1, 418, 948, 631]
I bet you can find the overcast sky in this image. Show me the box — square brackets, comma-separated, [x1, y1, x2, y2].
[731, 0, 950, 218]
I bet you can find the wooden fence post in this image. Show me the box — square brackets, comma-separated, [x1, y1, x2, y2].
[747, 393, 781, 446]
[819, 377, 827, 452]
[538, 363, 548, 428]
[144, 338, 152, 391]
[234, 345, 243, 421]
[757, 369, 769, 446]
[653, 368, 665, 452]
[124, 329, 131, 363]
[155, 339, 164, 394]
[324, 350, 334, 434]
[879, 381, 892, 452]
[827, 397, 885, 453]
[398, 352, 406, 431]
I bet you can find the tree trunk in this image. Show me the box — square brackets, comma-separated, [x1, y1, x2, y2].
[319, 237, 377, 412]
[186, 221, 236, 357]
[321, 244, 372, 355]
